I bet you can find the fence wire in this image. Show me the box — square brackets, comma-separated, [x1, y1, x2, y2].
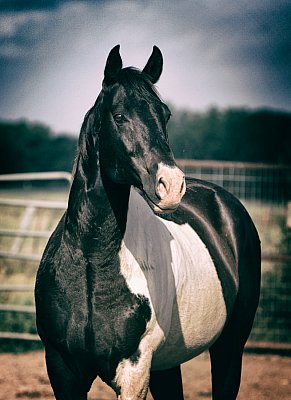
[178, 160, 291, 204]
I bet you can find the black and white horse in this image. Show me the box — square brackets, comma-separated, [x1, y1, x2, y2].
[35, 46, 261, 400]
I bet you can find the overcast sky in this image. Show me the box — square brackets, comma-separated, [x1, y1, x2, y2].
[0, 0, 290, 134]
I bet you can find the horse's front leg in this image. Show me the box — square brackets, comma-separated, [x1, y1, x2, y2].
[45, 345, 91, 400]
[113, 348, 153, 400]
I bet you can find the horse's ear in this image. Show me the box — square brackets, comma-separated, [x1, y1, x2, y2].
[143, 46, 163, 84]
[103, 45, 122, 86]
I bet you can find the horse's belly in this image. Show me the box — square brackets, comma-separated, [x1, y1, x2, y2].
[151, 275, 226, 370]
[149, 219, 227, 370]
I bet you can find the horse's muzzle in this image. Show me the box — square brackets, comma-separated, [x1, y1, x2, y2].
[152, 163, 186, 213]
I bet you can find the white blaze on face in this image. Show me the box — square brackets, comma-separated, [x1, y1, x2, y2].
[154, 162, 186, 213]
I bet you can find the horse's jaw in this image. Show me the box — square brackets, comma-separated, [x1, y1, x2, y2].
[142, 192, 181, 214]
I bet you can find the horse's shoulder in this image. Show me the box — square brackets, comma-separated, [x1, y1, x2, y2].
[180, 177, 257, 238]
[185, 177, 244, 211]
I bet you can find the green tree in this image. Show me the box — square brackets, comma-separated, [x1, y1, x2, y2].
[0, 120, 77, 173]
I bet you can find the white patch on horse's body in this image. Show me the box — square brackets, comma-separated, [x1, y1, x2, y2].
[115, 187, 227, 395]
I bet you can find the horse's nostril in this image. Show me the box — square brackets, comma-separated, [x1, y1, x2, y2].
[156, 177, 169, 200]
[180, 178, 186, 194]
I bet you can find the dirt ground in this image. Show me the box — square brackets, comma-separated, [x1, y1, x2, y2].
[1, 351, 291, 399]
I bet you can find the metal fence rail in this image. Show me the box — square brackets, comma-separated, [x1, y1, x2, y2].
[0, 198, 67, 263]
[0, 171, 71, 183]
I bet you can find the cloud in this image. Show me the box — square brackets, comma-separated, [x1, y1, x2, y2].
[0, 0, 290, 133]
[0, 10, 54, 60]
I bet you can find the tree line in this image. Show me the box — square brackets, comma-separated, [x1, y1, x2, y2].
[168, 106, 291, 164]
[0, 121, 76, 174]
[0, 107, 290, 174]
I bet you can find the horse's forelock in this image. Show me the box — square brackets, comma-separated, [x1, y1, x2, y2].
[117, 67, 162, 103]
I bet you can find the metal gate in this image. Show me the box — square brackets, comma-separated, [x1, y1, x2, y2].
[0, 172, 70, 341]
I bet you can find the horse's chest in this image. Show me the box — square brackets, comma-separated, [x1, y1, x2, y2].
[120, 189, 227, 369]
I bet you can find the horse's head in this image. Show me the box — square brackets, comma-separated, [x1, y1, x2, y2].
[98, 45, 186, 214]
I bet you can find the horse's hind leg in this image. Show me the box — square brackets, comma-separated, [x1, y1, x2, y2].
[209, 293, 259, 399]
[210, 235, 260, 399]
[209, 327, 244, 400]
[149, 365, 184, 400]
[45, 345, 90, 400]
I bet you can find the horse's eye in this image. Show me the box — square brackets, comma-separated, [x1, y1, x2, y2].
[113, 113, 126, 124]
